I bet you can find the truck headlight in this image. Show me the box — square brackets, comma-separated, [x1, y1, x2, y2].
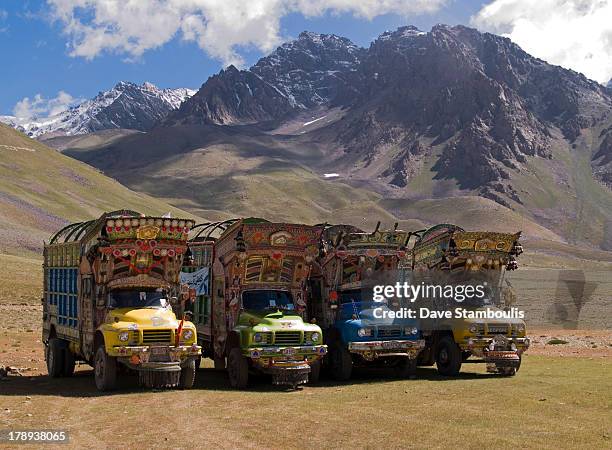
[253, 333, 262, 343]
[182, 329, 194, 341]
[310, 332, 320, 343]
[118, 331, 129, 342]
[357, 328, 373, 337]
[404, 327, 418, 335]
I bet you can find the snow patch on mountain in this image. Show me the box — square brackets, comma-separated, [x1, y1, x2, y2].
[1, 82, 196, 138]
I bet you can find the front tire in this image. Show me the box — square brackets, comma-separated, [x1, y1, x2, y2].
[63, 348, 75, 377]
[94, 346, 117, 391]
[308, 359, 322, 384]
[179, 359, 197, 389]
[395, 358, 417, 378]
[227, 348, 248, 389]
[436, 336, 462, 376]
[46, 337, 64, 378]
[214, 356, 226, 371]
[330, 342, 352, 381]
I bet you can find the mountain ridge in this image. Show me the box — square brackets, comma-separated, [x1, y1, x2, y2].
[1, 81, 195, 138]
[60, 25, 612, 250]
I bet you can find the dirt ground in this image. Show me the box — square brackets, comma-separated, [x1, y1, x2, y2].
[1, 256, 610, 449]
[1, 303, 611, 449]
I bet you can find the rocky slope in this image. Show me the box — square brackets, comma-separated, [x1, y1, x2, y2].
[1, 82, 195, 138]
[167, 32, 363, 126]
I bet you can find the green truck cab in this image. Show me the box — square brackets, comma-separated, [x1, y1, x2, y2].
[43, 211, 201, 391]
[406, 224, 530, 376]
[183, 219, 327, 389]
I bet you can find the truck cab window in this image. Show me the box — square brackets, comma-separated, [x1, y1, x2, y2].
[108, 289, 168, 309]
[242, 290, 295, 311]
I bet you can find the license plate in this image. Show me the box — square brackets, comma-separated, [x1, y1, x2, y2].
[382, 341, 402, 349]
[151, 347, 168, 355]
[282, 347, 296, 356]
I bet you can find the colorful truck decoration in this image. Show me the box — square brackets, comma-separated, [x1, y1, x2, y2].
[309, 223, 425, 380]
[183, 218, 327, 389]
[406, 224, 529, 376]
[42, 210, 201, 391]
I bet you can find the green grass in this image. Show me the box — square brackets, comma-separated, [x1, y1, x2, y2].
[0, 124, 202, 256]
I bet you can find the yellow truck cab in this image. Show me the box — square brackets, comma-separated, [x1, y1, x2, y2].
[42, 210, 201, 391]
[406, 224, 530, 376]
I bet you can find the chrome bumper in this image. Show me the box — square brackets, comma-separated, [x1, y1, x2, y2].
[348, 339, 425, 360]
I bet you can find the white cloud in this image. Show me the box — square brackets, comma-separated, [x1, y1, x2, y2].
[46, 0, 447, 66]
[13, 91, 80, 120]
[472, 0, 612, 84]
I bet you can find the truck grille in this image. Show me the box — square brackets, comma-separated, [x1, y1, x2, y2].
[377, 327, 401, 338]
[274, 331, 302, 345]
[487, 324, 509, 335]
[142, 329, 172, 344]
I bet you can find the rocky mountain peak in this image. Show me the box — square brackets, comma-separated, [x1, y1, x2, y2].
[1, 81, 195, 137]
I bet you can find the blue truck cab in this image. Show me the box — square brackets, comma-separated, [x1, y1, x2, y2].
[308, 224, 424, 380]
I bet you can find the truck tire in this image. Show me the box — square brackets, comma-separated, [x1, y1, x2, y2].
[179, 359, 197, 389]
[195, 356, 202, 371]
[395, 358, 417, 378]
[46, 337, 64, 378]
[214, 356, 226, 371]
[227, 347, 248, 389]
[436, 336, 462, 376]
[330, 342, 352, 381]
[308, 359, 321, 384]
[94, 346, 117, 391]
[63, 347, 76, 377]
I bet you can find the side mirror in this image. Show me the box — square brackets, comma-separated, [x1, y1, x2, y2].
[170, 296, 178, 305]
[184, 311, 193, 321]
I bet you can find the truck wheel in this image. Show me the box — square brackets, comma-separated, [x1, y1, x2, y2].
[330, 342, 352, 381]
[46, 337, 64, 378]
[436, 336, 462, 376]
[227, 348, 248, 389]
[214, 356, 226, 371]
[94, 346, 117, 391]
[498, 366, 517, 376]
[195, 356, 202, 371]
[395, 358, 417, 379]
[63, 348, 76, 377]
[179, 359, 197, 389]
[308, 360, 321, 384]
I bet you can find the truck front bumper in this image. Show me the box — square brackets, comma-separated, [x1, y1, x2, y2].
[111, 344, 201, 371]
[348, 339, 425, 361]
[244, 345, 327, 387]
[245, 345, 327, 367]
[459, 336, 530, 359]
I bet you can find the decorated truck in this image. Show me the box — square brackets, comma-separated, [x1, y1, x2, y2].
[406, 224, 530, 376]
[42, 210, 201, 391]
[183, 219, 327, 389]
[309, 224, 424, 380]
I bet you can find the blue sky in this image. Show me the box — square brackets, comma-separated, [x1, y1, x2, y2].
[1, 1, 610, 117]
[0, 0, 482, 115]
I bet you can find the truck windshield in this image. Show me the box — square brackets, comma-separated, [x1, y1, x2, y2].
[109, 289, 169, 309]
[242, 290, 295, 311]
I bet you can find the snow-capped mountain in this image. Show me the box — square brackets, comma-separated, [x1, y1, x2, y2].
[1, 81, 195, 138]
